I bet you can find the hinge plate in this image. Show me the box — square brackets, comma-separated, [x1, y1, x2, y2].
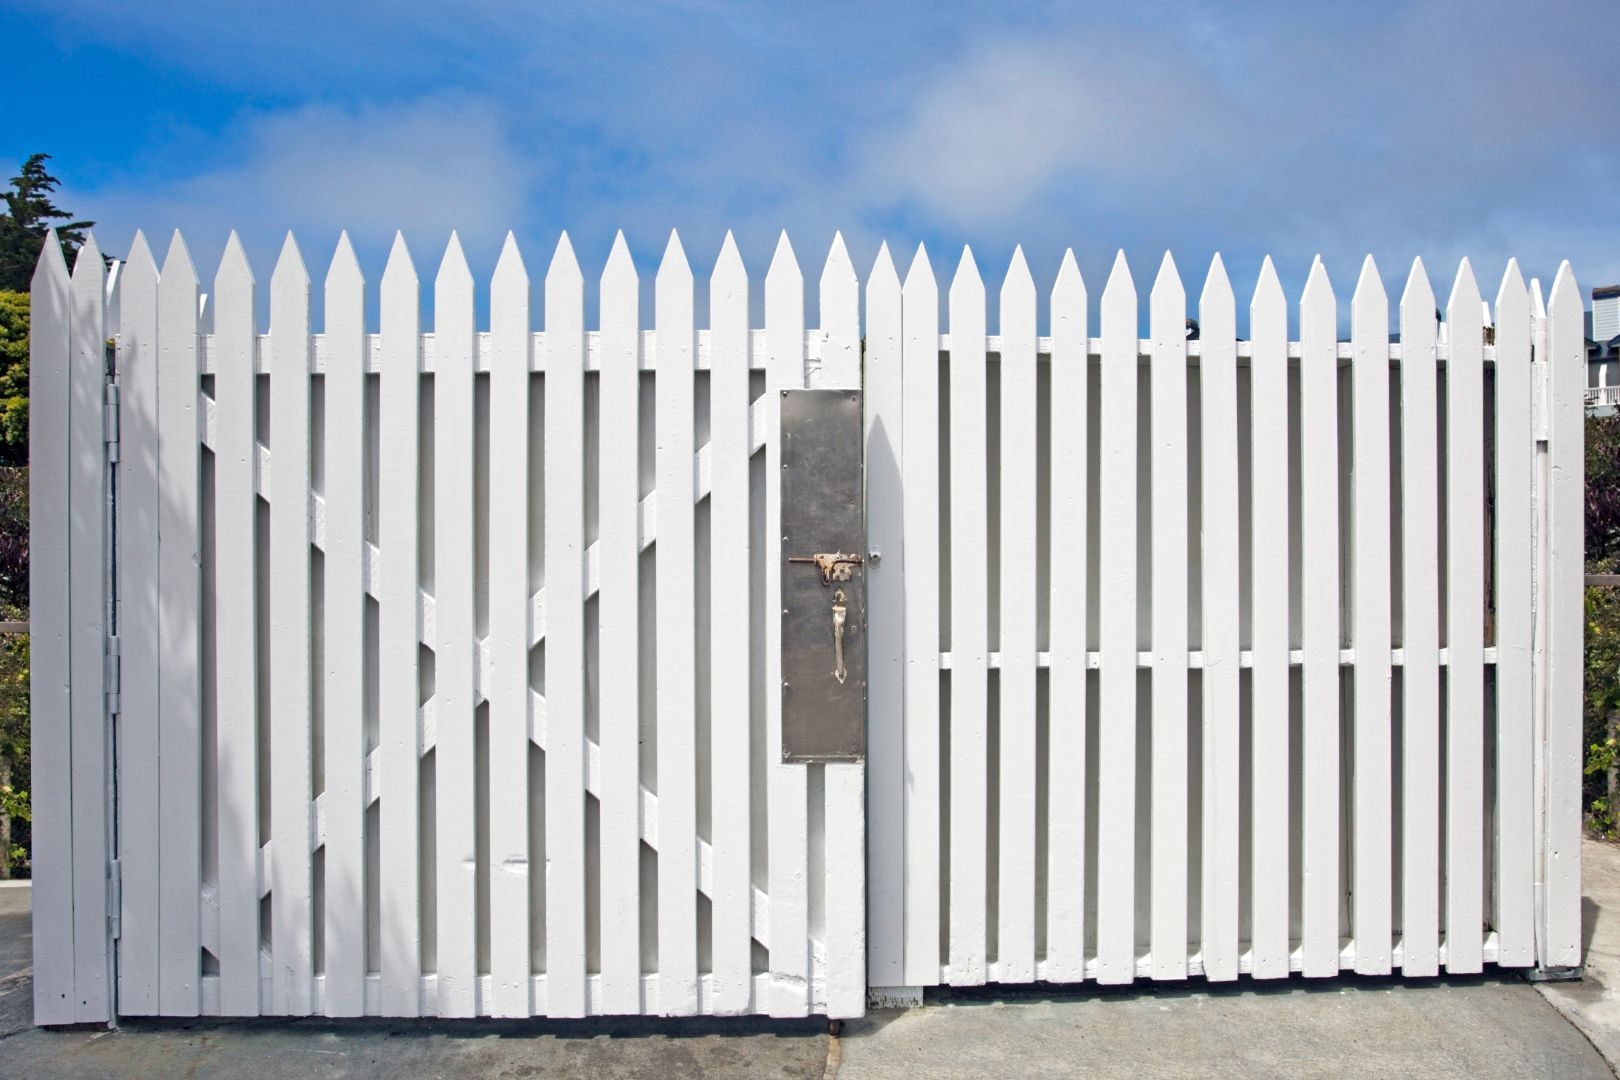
[104, 382, 120, 463]
[107, 858, 122, 940]
[105, 635, 121, 716]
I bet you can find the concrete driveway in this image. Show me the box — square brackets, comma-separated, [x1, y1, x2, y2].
[2, 849, 1616, 1079]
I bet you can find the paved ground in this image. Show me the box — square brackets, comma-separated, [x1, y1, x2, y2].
[0, 853, 1616, 1078]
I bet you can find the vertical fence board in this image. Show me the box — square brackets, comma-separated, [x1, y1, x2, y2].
[544, 236, 588, 1017]
[377, 236, 422, 1015]
[765, 234, 810, 1015]
[1399, 259, 1441, 976]
[1249, 258, 1290, 978]
[115, 233, 161, 1014]
[1298, 259, 1340, 977]
[1444, 261, 1486, 973]
[1351, 256, 1393, 975]
[321, 235, 367, 1016]
[1198, 255, 1240, 982]
[947, 248, 988, 986]
[820, 235, 868, 1018]
[30, 231, 76, 1025]
[1148, 253, 1189, 980]
[69, 236, 111, 1022]
[1492, 260, 1534, 966]
[213, 234, 261, 1015]
[489, 234, 532, 1017]
[864, 243, 905, 988]
[997, 248, 1038, 984]
[1046, 250, 1088, 982]
[1097, 252, 1138, 984]
[709, 233, 753, 1013]
[269, 234, 314, 1014]
[1544, 263, 1583, 968]
[158, 233, 203, 1015]
[68, 236, 111, 1023]
[597, 234, 642, 1013]
[900, 246, 940, 987]
[433, 235, 478, 1016]
[655, 233, 699, 1015]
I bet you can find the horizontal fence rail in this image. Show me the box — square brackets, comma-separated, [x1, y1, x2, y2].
[29, 226, 1585, 1024]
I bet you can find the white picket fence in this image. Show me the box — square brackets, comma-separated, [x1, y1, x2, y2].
[864, 247, 1585, 990]
[29, 226, 1585, 1026]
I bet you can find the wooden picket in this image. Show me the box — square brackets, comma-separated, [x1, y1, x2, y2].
[28, 230, 1585, 1024]
[1350, 255, 1392, 975]
[1095, 251, 1138, 986]
[1400, 259, 1442, 977]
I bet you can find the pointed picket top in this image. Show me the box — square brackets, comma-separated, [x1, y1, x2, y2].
[765, 230, 800, 292]
[821, 231, 857, 297]
[1352, 254, 1386, 314]
[601, 230, 638, 296]
[213, 232, 255, 344]
[949, 245, 982, 300]
[157, 229, 197, 289]
[1400, 257, 1436, 328]
[1052, 248, 1086, 317]
[72, 231, 104, 285]
[1446, 258, 1483, 331]
[657, 228, 693, 288]
[1150, 250, 1185, 322]
[1152, 250, 1182, 292]
[1002, 245, 1034, 308]
[1495, 258, 1528, 327]
[33, 227, 70, 290]
[868, 241, 899, 295]
[544, 230, 578, 289]
[1548, 260, 1580, 323]
[381, 231, 416, 291]
[123, 229, 158, 286]
[714, 230, 746, 287]
[1301, 255, 1334, 307]
[492, 231, 528, 293]
[1103, 248, 1135, 295]
[820, 231, 859, 386]
[1199, 253, 1234, 337]
[325, 230, 363, 292]
[270, 231, 309, 292]
[435, 231, 472, 294]
[1101, 249, 1136, 313]
[903, 242, 935, 296]
[1530, 276, 1547, 320]
[1300, 256, 1335, 352]
[1251, 255, 1284, 317]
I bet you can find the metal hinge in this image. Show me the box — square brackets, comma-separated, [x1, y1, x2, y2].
[107, 859, 122, 940]
[104, 383, 121, 464]
[105, 635, 121, 717]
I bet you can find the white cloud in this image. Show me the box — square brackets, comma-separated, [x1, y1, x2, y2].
[77, 96, 531, 281]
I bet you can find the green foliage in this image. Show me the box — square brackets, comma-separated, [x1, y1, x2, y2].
[0, 154, 92, 293]
[0, 630, 28, 876]
[0, 293, 26, 465]
[1592, 412, 1620, 567]
[1586, 413, 1620, 835]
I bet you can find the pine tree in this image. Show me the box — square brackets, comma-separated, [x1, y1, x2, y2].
[0, 154, 94, 291]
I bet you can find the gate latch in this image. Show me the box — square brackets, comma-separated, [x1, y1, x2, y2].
[787, 551, 864, 585]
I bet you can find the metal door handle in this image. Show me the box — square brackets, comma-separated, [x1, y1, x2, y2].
[832, 589, 848, 684]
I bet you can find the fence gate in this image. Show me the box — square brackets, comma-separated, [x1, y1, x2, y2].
[30, 227, 870, 1023]
[31, 226, 1586, 1027]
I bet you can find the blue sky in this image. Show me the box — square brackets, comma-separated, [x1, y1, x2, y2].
[6, 0, 1617, 329]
